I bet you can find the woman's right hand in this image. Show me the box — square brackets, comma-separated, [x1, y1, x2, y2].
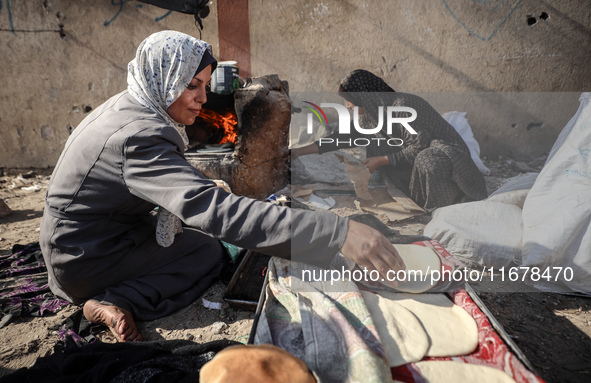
[339, 220, 405, 287]
[290, 143, 319, 159]
[362, 155, 389, 173]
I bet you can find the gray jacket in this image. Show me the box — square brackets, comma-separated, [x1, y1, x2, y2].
[40, 91, 347, 300]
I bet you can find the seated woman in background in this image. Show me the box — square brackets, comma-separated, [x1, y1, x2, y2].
[293, 69, 487, 211]
[40, 33, 404, 342]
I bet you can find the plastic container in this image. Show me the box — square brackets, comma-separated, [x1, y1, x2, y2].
[211, 61, 239, 94]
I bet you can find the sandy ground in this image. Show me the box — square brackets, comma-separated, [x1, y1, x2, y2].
[1, 158, 591, 382]
[0, 170, 254, 377]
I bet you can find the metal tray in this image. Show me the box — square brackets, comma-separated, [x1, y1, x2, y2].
[223, 250, 271, 311]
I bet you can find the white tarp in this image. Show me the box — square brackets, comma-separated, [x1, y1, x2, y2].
[424, 201, 523, 269]
[487, 172, 538, 210]
[442, 111, 491, 176]
[425, 93, 591, 293]
[424, 173, 539, 269]
[521, 92, 591, 293]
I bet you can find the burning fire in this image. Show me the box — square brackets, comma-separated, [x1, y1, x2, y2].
[198, 109, 238, 144]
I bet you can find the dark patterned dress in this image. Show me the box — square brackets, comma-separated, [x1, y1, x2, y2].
[319, 69, 487, 211]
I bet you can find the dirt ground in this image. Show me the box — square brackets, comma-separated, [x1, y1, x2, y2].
[1, 158, 591, 382]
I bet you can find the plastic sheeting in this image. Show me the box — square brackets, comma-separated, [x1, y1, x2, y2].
[425, 93, 591, 293]
[424, 201, 523, 269]
[521, 92, 591, 294]
[442, 111, 491, 176]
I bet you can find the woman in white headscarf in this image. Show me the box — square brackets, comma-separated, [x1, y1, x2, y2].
[40, 31, 404, 342]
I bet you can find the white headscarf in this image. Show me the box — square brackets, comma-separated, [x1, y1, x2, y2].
[127, 30, 213, 149]
[127, 31, 214, 247]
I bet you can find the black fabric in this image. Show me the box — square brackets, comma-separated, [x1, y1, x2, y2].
[137, 0, 208, 15]
[0, 339, 241, 383]
[338, 69, 396, 114]
[0, 243, 70, 328]
[138, 0, 210, 29]
[196, 49, 217, 75]
[55, 308, 103, 348]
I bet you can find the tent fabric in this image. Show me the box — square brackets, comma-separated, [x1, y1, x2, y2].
[521, 92, 591, 293]
[424, 92, 591, 294]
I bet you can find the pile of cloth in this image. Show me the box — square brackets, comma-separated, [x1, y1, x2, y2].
[0, 243, 70, 328]
[424, 92, 591, 294]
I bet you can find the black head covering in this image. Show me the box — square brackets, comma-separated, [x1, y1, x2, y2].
[338, 69, 396, 125]
[339, 69, 395, 94]
[195, 48, 217, 76]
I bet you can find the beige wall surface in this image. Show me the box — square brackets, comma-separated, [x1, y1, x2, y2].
[1, 0, 590, 168]
[0, 0, 219, 168]
[249, 0, 590, 93]
[249, 0, 591, 159]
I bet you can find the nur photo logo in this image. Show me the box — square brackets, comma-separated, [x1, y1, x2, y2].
[303, 101, 418, 147]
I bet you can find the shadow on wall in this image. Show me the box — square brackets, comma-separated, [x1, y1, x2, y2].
[539, 0, 591, 38]
[395, 34, 494, 92]
[422, 92, 581, 159]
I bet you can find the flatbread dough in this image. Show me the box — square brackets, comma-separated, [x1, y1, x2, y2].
[414, 361, 516, 383]
[377, 291, 479, 357]
[361, 290, 430, 367]
[381, 244, 441, 293]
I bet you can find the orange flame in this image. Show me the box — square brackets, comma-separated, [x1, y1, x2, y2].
[198, 109, 238, 144]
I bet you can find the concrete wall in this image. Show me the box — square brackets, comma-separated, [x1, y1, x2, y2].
[250, 0, 591, 93]
[0, 0, 220, 168]
[248, 0, 591, 159]
[1, 0, 590, 168]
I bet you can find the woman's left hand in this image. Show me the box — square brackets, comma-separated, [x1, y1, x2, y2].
[362, 156, 389, 173]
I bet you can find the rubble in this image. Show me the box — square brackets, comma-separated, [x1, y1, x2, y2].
[211, 321, 228, 335]
[0, 200, 11, 218]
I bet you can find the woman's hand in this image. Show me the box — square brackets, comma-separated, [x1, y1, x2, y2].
[339, 220, 405, 287]
[362, 156, 389, 173]
[291, 143, 319, 159]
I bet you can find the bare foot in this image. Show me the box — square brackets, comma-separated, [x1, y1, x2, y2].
[83, 299, 143, 342]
